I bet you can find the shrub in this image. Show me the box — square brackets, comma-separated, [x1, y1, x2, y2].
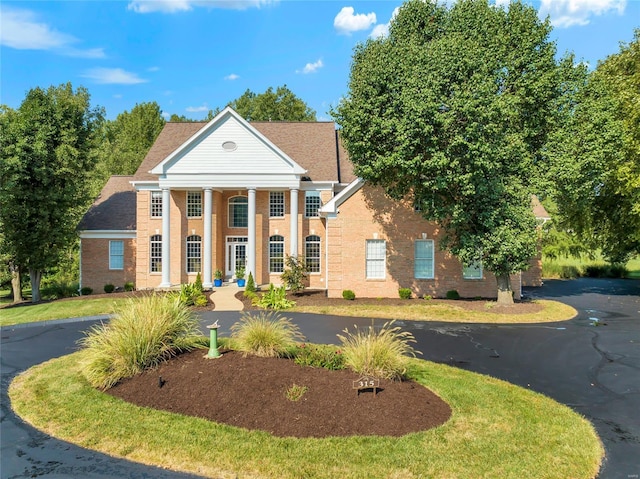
[80, 286, 93, 296]
[41, 281, 79, 299]
[423, 294, 432, 301]
[584, 264, 629, 278]
[280, 255, 308, 294]
[253, 283, 295, 309]
[244, 272, 256, 295]
[446, 290, 460, 300]
[175, 283, 206, 307]
[193, 272, 203, 292]
[284, 384, 308, 402]
[230, 310, 305, 358]
[78, 294, 205, 389]
[294, 343, 345, 370]
[124, 282, 135, 292]
[342, 289, 356, 300]
[398, 288, 412, 299]
[337, 320, 421, 380]
[609, 264, 629, 278]
[104, 284, 115, 294]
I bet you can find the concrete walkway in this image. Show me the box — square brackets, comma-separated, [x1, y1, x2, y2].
[209, 283, 244, 311]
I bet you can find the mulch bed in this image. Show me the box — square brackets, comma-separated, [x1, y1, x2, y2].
[236, 289, 543, 315]
[107, 349, 452, 438]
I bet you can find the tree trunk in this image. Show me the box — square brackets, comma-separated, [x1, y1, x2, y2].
[496, 273, 514, 305]
[10, 262, 22, 303]
[29, 268, 43, 303]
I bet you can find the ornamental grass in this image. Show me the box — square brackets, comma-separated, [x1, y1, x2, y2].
[78, 294, 205, 390]
[230, 310, 305, 358]
[337, 320, 421, 380]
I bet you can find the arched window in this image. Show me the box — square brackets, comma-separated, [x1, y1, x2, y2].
[305, 235, 321, 273]
[228, 196, 248, 228]
[269, 235, 285, 273]
[186, 235, 202, 273]
[150, 234, 162, 273]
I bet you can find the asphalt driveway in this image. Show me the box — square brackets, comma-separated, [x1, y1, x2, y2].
[1, 278, 638, 478]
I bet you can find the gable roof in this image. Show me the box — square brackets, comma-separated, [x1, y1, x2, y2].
[133, 110, 354, 184]
[78, 176, 136, 231]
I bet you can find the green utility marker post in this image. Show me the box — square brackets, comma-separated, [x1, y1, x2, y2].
[206, 321, 221, 359]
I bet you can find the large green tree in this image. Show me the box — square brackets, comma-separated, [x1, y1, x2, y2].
[227, 85, 316, 121]
[0, 83, 104, 302]
[333, 0, 562, 303]
[97, 101, 165, 182]
[548, 30, 640, 262]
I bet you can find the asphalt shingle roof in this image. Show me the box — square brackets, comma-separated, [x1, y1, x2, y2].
[78, 176, 136, 231]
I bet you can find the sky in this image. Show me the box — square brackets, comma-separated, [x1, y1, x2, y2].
[1, 0, 638, 121]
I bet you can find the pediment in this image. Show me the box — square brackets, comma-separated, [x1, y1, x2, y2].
[151, 107, 307, 179]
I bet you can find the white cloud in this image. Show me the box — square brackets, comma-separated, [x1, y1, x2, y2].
[539, 0, 626, 28]
[0, 6, 105, 57]
[369, 7, 399, 39]
[334, 6, 376, 34]
[186, 104, 208, 112]
[225, 73, 240, 80]
[128, 0, 275, 14]
[82, 68, 148, 84]
[148, 66, 161, 72]
[162, 111, 171, 119]
[296, 59, 323, 74]
[113, 94, 123, 99]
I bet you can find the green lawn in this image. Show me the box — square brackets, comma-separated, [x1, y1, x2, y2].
[10, 349, 604, 479]
[0, 297, 129, 327]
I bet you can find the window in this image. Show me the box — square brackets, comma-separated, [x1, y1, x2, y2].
[187, 191, 202, 217]
[269, 191, 285, 217]
[229, 196, 248, 228]
[186, 235, 202, 273]
[305, 235, 321, 273]
[151, 191, 163, 218]
[150, 235, 162, 273]
[109, 240, 124, 270]
[414, 240, 434, 279]
[463, 261, 483, 279]
[269, 235, 285, 273]
[366, 239, 386, 279]
[305, 191, 321, 218]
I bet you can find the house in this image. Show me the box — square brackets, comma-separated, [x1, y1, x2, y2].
[78, 107, 543, 298]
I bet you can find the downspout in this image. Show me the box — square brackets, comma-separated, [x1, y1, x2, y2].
[78, 237, 83, 294]
[335, 130, 342, 184]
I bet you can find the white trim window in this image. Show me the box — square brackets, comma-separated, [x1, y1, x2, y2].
[150, 191, 162, 218]
[109, 240, 124, 270]
[366, 239, 386, 279]
[186, 235, 202, 273]
[305, 191, 321, 218]
[150, 235, 162, 273]
[269, 191, 285, 218]
[414, 239, 434, 279]
[187, 191, 202, 218]
[229, 196, 248, 228]
[463, 261, 483, 279]
[305, 235, 321, 273]
[269, 235, 285, 273]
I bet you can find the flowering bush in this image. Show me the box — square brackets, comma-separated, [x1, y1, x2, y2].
[293, 343, 345, 370]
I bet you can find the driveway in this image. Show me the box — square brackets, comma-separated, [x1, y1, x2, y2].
[1, 278, 638, 478]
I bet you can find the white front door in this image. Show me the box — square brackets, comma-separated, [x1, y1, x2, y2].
[226, 237, 248, 278]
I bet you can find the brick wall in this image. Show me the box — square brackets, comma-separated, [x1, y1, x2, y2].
[81, 238, 136, 293]
[326, 185, 529, 299]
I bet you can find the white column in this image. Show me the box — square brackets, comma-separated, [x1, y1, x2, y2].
[247, 188, 257, 280]
[290, 188, 299, 257]
[160, 188, 171, 287]
[203, 188, 213, 288]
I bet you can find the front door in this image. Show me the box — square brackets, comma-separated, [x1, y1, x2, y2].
[226, 237, 248, 278]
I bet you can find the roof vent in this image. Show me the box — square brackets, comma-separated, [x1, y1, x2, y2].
[222, 141, 237, 152]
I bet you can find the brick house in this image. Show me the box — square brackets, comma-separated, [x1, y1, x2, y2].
[78, 107, 544, 298]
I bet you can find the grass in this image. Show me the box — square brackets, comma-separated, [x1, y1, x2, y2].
[292, 299, 577, 324]
[0, 297, 132, 327]
[337, 321, 420, 380]
[10, 349, 603, 479]
[79, 294, 206, 389]
[543, 254, 640, 279]
[230, 310, 305, 357]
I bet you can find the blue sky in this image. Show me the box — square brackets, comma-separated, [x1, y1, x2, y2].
[1, 0, 638, 121]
